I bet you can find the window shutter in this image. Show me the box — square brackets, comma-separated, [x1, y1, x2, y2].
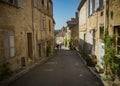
[17, 0, 23, 7]
[3, 30, 10, 59]
[9, 30, 15, 57]
[0, 0, 8, 2]
[39, 0, 42, 10]
[0, 30, 3, 58]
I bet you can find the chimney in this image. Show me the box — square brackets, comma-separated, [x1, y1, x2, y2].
[75, 12, 78, 18]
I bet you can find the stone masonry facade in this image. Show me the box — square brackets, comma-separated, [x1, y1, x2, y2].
[78, 0, 120, 71]
[0, 0, 55, 74]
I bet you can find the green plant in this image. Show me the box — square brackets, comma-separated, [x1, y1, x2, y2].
[0, 61, 13, 81]
[102, 29, 119, 80]
[46, 45, 51, 57]
[110, 11, 113, 19]
[64, 38, 67, 47]
[78, 43, 88, 61]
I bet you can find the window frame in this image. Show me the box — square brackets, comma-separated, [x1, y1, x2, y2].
[2, 29, 15, 59]
[0, 0, 22, 8]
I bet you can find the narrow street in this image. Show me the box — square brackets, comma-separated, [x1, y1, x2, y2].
[9, 49, 104, 86]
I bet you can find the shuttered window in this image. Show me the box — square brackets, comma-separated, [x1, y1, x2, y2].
[0, 0, 23, 7]
[89, 0, 93, 15]
[95, 0, 99, 11]
[2, 30, 15, 58]
[116, 28, 120, 54]
[9, 31, 15, 57]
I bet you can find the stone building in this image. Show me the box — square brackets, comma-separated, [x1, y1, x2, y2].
[0, 0, 55, 73]
[66, 12, 79, 50]
[78, 0, 120, 71]
[56, 27, 66, 45]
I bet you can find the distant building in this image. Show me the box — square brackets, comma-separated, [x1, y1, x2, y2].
[56, 27, 66, 45]
[64, 26, 71, 48]
[66, 12, 79, 50]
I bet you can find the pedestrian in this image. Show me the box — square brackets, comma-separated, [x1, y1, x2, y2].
[59, 44, 61, 50]
[56, 44, 59, 49]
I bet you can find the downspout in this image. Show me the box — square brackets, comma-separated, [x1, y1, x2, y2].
[104, 0, 106, 30]
[104, 0, 109, 29]
[31, 0, 36, 62]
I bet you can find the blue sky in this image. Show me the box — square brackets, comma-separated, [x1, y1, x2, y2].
[53, 0, 81, 30]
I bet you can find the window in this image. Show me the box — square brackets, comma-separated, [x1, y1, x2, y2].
[42, 0, 44, 5]
[36, 0, 39, 8]
[99, 0, 104, 9]
[88, 0, 101, 15]
[9, 32, 15, 57]
[47, 1, 49, 10]
[2, 29, 15, 58]
[49, 20, 51, 32]
[0, 0, 22, 7]
[99, 26, 104, 39]
[9, 0, 14, 3]
[116, 28, 120, 54]
[35, 0, 41, 9]
[114, 26, 120, 54]
[89, 0, 93, 15]
[95, 0, 99, 11]
[42, 15, 46, 30]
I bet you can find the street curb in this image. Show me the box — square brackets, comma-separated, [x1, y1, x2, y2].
[76, 51, 103, 84]
[0, 50, 57, 86]
[0, 58, 46, 86]
[87, 67, 102, 80]
[76, 51, 87, 65]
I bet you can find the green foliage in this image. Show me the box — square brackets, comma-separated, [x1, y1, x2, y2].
[46, 45, 51, 57]
[78, 43, 88, 60]
[102, 29, 120, 80]
[0, 61, 13, 81]
[64, 38, 67, 47]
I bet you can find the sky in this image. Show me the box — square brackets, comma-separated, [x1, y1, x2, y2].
[53, 0, 81, 30]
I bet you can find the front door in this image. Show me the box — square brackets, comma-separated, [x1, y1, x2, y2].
[27, 33, 33, 59]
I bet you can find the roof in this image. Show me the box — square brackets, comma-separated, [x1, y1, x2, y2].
[77, 0, 86, 11]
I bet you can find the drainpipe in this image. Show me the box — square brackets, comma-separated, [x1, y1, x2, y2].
[105, 0, 109, 29]
[104, 0, 106, 30]
[31, 0, 36, 62]
[106, 0, 109, 29]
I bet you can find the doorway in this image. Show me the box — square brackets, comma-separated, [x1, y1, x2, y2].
[27, 33, 33, 59]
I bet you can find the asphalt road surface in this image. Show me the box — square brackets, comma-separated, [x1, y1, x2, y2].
[9, 49, 104, 86]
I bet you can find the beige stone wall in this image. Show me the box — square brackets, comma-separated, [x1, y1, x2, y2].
[79, 1, 88, 48]
[109, 0, 120, 35]
[71, 24, 79, 49]
[0, 1, 33, 71]
[86, 9, 105, 57]
[0, 0, 55, 72]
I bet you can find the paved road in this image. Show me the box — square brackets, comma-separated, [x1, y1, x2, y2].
[9, 50, 104, 86]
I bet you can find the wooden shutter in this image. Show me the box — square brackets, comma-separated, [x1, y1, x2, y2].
[0, 30, 4, 59]
[3, 30, 10, 59]
[16, 0, 23, 7]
